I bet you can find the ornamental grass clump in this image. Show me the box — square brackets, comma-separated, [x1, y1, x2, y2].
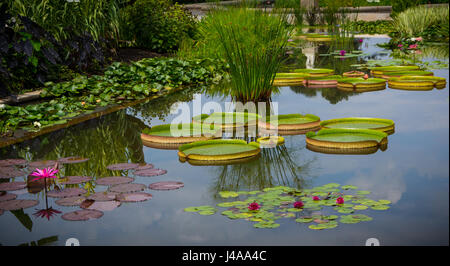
[206, 8, 293, 102]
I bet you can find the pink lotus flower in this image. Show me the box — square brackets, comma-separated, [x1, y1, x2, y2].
[398, 44, 403, 48]
[363, 74, 369, 80]
[408, 44, 418, 49]
[248, 202, 260, 211]
[336, 197, 344, 204]
[293, 201, 304, 208]
[312, 196, 320, 201]
[416, 37, 423, 42]
[339, 50, 346, 56]
[30, 167, 59, 182]
[358, 39, 363, 43]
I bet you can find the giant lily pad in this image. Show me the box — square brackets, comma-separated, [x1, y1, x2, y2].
[149, 181, 184, 191]
[0, 181, 27, 191]
[95, 176, 134, 186]
[192, 112, 262, 129]
[116, 192, 153, 202]
[108, 183, 146, 193]
[320, 117, 395, 134]
[294, 68, 334, 77]
[57, 157, 89, 164]
[106, 163, 140, 171]
[273, 73, 310, 86]
[55, 196, 86, 207]
[381, 70, 434, 79]
[61, 209, 103, 221]
[370, 65, 421, 77]
[0, 199, 39, 211]
[134, 168, 167, 177]
[306, 128, 388, 153]
[0, 193, 17, 202]
[141, 123, 220, 146]
[47, 188, 87, 198]
[337, 78, 386, 92]
[58, 176, 92, 185]
[178, 139, 260, 163]
[263, 114, 321, 132]
[388, 76, 447, 90]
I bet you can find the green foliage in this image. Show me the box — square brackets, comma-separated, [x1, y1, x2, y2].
[183, 8, 292, 102]
[274, 0, 306, 26]
[120, 0, 197, 53]
[391, 5, 449, 41]
[350, 20, 394, 34]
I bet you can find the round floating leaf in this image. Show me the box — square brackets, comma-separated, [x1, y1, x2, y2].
[0, 193, 17, 202]
[254, 222, 280, 229]
[116, 192, 153, 202]
[62, 209, 103, 221]
[108, 183, 146, 193]
[29, 160, 57, 169]
[47, 188, 87, 198]
[323, 215, 339, 220]
[58, 157, 89, 164]
[351, 214, 373, 221]
[135, 164, 154, 171]
[371, 205, 390, 210]
[134, 168, 167, 177]
[149, 181, 184, 191]
[286, 208, 303, 212]
[339, 215, 360, 224]
[81, 200, 121, 211]
[0, 182, 26, 191]
[198, 210, 216, 215]
[58, 176, 92, 185]
[55, 196, 86, 207]
[353, 205, 368, 210]
[378, 200, 391, 205]
[95, 176, 134, 186]
[296, 217, 313, 223]
[0, 167, 25, 179]
[336, 208, 354, 214]
[0, 199, 39, 210]
[87, 192, 118, 201]
[341, 185, 358, 190]
[184, 205, 217, 214]
[309, 221, 337, 230]
[357, 190, 371, 195]
[323, 183, 340, 188]
[0, 159, 27, 167]
[219, 191, 239, 198]
[106, 163, 140, 171]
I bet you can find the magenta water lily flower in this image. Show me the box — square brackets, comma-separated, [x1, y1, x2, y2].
[358, 38, 363, 43]
[398, 44, 403, 48]
[30, 167, 59, 182]
[336, 197, 344, 204]
[248, 202, 260, 211]
[408, 44, 418, 49]
[339, 50, 346, 56]
[293, 201, 304, 208]
[312, 196, 320, 201]
[287, 39, 294, 42]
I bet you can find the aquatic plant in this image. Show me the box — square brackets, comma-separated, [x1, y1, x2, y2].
[30, 167, 59, 182]
[184, 184, 392, 230]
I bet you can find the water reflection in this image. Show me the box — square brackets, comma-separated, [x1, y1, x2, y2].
[290, 85, 358, 104]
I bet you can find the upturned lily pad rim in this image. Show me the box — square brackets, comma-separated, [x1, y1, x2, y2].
[381, 70, 434, 78]
[256, 136, 285, 146]
[294, 68, 334, 76]
[304, 75, 343, 81]
[141, 123, 221, 144]
[262, 114, 321, 131]
[320, 117, 395, 133]
[142, 123, 220, 137]
[306, 128, 388, 150]
[369, 65, 421, 72]
[338, 77, 386, 86]
[388, 76, 447, 90]
[192, 112, 262, 128]
[178, 139, 260, 162]
[275, 72, 310, 79]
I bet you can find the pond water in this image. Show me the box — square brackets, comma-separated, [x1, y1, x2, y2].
[0, 38, 448, 246]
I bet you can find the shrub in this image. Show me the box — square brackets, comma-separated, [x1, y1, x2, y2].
[120, 0, 197, 53]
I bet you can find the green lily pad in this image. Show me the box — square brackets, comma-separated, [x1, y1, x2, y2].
[371, 205, 390, 210]
[357, 190, 371, 195]
[353, 205, 369, 210]
[219, 191, 239, 198]
[295, 217, 313, 223]
[378, 200, 391, 205]
[341, 185, 358, 190]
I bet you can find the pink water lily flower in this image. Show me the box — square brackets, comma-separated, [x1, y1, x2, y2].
[339, 50, 346, 56]
[358, 38, 363, 43]
[363, 74, 369, 80]
[312, 196, 320, 201]
[398, 44, 403, 48]
[416, 37, 423, 42]
[287, 39, 294, 42]
[293, 201, 304, 208]
[336, 197, 344, 204]
[30, 167, 59, 182]
[33, 207, 62, 220]
[248, 202, 260, 211]
[408, 44, 418, 49]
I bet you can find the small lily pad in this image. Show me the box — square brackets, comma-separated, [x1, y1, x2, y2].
[47, 188, 87, 198]
[55, 196, 86, 206]
[108, 183, 146, 193]
[371, 205, 390, 210]
[0, 199, 39, 210]
[95, 176, 134, 186]
[184, 205, 217, 214]
[149, 181, 184, 191]
[353, 205, 368, 210]
[0, 159, 27, 167]
[135, 164, 154, 171]
[58, 157, 89, 164]
[295, 217, 313, 223]
[378, 200, 391, 205]
[357, 190, 371, 195]
[58, 176, 92, 185]
[254, 221, 280, 228]
[0, 193, 17, 202]
[0, 181, 26, 191]
[87, 192, 118, 201]
[116, 192, 153, 202]
[335, 208, 354, 214]
[219, 191, 239, 198]
[28, 160, 58, 169]
[341, 185, 358, 190]
[80, 200, 121, 211]
[61, 209, 103, 221]
[134, 168, 167, 177]
[106, 163, 140, 171]
[0, 167, 25, 179]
